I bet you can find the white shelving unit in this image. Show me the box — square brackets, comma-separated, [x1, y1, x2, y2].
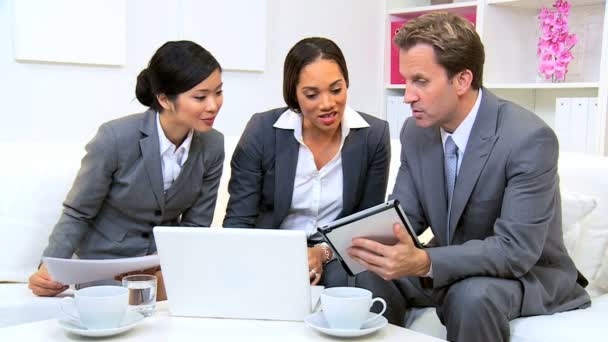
[389, 1, 478, 14]
[383, 0, 608, 155]
[487, 0, 603, 8]
[485, 82, 600, 89]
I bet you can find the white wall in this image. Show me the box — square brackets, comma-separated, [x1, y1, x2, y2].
[0, 0, 384, 145]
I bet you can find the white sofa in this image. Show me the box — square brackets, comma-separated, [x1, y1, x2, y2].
[1, 138, 607, 341]
[387, 142, 608, 341]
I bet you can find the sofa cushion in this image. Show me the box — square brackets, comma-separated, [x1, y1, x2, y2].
[593, 249, 608, 293]
[561, 191, 596, 227]
[570, 223, 608, 285]
[407, 294, 608, 341]
[559, 153, 608, 290]
[558, 190, 608, 289]
[211, 135, 239, 227]
[560, 191, 597, 256]
[509, 294, 608, 342]
[0, 218, 50, 282]
[0, 141, 83, 282]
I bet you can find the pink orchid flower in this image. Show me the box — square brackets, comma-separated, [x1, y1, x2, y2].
[537, 0, 576, 81]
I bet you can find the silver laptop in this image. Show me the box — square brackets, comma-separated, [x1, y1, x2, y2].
[154, 227, 316, 321]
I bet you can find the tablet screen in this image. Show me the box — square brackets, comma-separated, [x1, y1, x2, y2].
[317, 200, 423, 276]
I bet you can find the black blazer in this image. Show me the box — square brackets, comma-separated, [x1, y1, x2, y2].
[223, 107, 390, 230]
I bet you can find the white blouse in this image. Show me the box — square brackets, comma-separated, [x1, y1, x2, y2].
[156, 113, 193, 191]
[273, 106, 370, 237]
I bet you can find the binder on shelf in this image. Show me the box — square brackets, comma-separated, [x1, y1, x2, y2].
[554, 97, 600, 155]
[570, 98, 589, 153]
[386, 95, 412, 139]
[390, 20, 407, 85]
[586, 98, 601, 155]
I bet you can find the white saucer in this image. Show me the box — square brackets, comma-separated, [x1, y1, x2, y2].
[58, 311, 145, 337]
[304, 311, 388, 337]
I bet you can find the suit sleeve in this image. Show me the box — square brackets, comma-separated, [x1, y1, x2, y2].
[42, 124, 118, 258]
[222, 114, 265, 228]
[389, 118, 429, 235]
[357, 121, 391, 211]
[426, 125, 559, 288]
[180, 134, 225, 227]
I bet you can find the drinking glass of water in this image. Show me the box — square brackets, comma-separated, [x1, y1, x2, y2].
[122, 274, 157, 317]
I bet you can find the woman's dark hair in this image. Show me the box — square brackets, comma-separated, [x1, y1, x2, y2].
[135, 40, 222, 111]
[283, 37, 349, 112]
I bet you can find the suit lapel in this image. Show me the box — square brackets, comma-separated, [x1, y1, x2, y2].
[421, 128, 449, 245]
[165, 133, 203, 203]
[273, 128, 299, 227]
[139, 110, 165, 211]
[448, 90, 500, 243]
[339, 129, 364, 217]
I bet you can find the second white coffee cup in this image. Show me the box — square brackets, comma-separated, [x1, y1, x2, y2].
[60, 285, 129, 330]
[320, 287, 387, 330]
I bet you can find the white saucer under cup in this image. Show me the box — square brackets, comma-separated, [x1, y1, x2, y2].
[320, 287, 387, 330]
[59, 311, 145, 338]
[304, 311, 388, 338]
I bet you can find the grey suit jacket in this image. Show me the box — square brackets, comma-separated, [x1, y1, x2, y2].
[393, 89, 589, 316]
[223, 107, 390, 231]
[43, 109, 224, 259]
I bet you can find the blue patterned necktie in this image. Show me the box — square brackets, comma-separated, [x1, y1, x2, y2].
[444, 136, 458, 244]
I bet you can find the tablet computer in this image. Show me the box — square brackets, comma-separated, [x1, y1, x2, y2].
[317, 199, 423, 276]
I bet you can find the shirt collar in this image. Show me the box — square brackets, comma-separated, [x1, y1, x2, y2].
[440, 89, 483, 154]
[156, 113, 193, 165]
[273, 105, 369, 144]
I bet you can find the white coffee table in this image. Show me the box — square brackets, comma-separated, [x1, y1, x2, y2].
[0, 301, 446, 341]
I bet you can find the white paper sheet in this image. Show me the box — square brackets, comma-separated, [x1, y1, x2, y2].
[43, 255, 160, 285]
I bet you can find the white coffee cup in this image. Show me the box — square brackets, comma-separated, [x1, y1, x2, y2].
[60, 285, 129, 329]
[320, 287, 387, 330]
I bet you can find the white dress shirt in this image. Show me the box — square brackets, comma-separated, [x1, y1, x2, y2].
[156, 113, 193, 191]
[439, 89, 483, 175]
[427, 89, 483, 278]
[273, 106, 370, 237]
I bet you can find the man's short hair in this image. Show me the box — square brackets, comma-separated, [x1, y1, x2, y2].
[394, 12, 485, 89]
